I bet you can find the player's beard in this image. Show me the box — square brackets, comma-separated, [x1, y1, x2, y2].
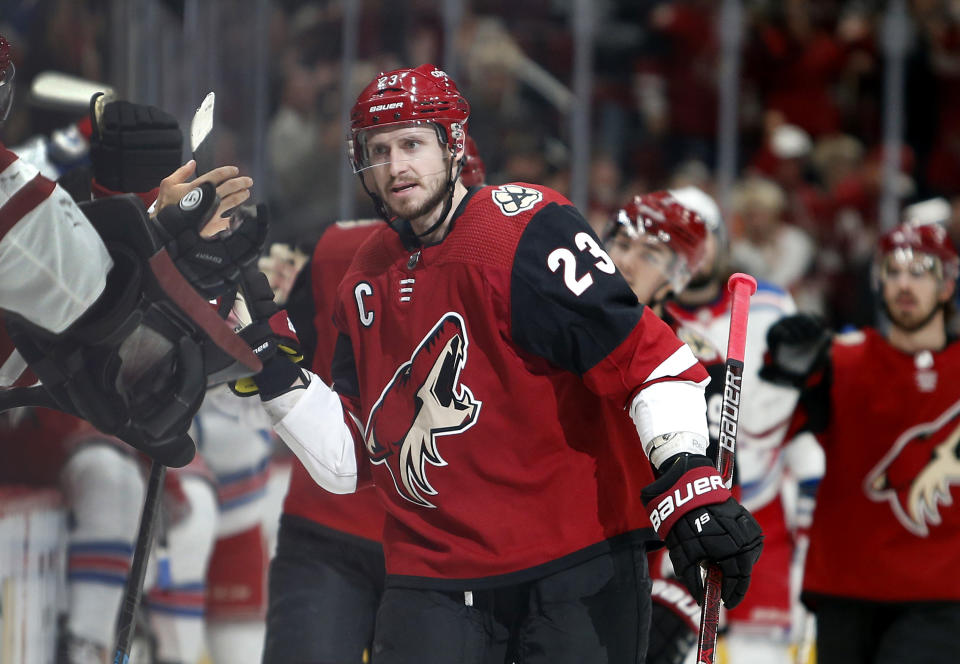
[883, 292, 943, 332]
[382, 162, 450, 225]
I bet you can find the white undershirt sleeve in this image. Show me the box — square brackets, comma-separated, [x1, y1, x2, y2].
[261, 371, 359, 494]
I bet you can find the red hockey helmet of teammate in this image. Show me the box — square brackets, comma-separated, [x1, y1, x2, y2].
[348, 64, 470, 173]
[460, 135, 486, 187]
[608, 191, 709, 291]
[0, 34, 15, 123]
[877, 221, 960, 283]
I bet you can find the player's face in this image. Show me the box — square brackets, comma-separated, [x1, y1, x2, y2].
[880, 251, 951, 331]
[362, 124, 452, 224]
[608, 232, 676, 304]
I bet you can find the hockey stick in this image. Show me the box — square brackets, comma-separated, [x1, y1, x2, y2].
[695, 272, 757, 664]
[28, 70, 114, 112]
[190, 91, 215, 176]
[113, 460, 166, 664]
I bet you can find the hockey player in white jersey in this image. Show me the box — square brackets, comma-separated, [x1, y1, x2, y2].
[660, 187, 824, 664]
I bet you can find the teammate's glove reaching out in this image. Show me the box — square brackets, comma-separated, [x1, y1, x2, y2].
[229, 268, 305, 400]
[641, 453, 763, 609]
[759, 313, 831, 388]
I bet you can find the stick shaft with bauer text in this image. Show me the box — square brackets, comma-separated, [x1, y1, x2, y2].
[695, 272, 757, 664]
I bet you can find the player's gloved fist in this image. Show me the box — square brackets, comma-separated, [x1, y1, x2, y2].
[89, 93, 183, 194]
[759, 313, 831, 388]
[642, 454, 763, 609]
[153, 186, 269, 299]
[229, 270, 305, 400]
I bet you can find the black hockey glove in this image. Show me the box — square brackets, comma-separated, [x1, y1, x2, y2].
[3, 191, 264, 467]
[642, 454, 763, 609]
[759, 313, 831, 388]
[647, 579, 699, 664]
[228, 268, 305, 400]
[6, 245, 202, 468]
[153, 189, 269, 299]
[89, 93, 183, 194]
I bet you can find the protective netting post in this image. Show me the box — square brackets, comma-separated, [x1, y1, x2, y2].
[879, 0, 911, 232]
[338, 0, 361, 222]
[442, 0, 465, 81]
[715, 0, 744, 223]
[252, 0, 270, 200]
[569, 0, 595, 213]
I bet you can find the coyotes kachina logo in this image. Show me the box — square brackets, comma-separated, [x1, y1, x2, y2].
[364, 313, 482, 508]
[864, 399, 960, 536]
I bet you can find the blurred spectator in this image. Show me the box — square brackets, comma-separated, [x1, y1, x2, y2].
[730, 176, 816, 298]
[633, 0, 718, 172]
[750, 119, 831, 239]
[586, 153, 623, 236]
[744, 0, 866, 138]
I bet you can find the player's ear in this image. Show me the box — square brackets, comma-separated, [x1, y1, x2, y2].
[938, 275, 956, 303]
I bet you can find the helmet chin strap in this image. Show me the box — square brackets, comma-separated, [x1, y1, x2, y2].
[414, 154, 463, 241]
[358, 153, 464, 249]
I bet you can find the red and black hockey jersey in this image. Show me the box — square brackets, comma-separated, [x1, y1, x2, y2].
[282, 219, 386, 545]
[801, 328, 960, 603]
[331, 183, 707, 589]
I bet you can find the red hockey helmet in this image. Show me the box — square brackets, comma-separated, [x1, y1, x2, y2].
[608, 191, 709, 291]
[460, 135, 485, 187]
[348, 64, 470, 172]
[877, 222, 960, 282]
[0, 34, 14, 123]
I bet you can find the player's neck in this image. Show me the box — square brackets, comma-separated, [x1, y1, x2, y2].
[410, 180, 468, 245]
[887, 312, 947, 354]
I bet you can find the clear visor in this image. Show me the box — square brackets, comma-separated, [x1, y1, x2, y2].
[0, 62, 15, 123]
[350, 120, 453, 175]
[878, 248, 942, 281]
[607, 217, 691, 292]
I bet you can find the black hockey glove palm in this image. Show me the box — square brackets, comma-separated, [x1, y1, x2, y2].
[642, 454, 763, 609]
[228, 269, 305, 400]
[153, 188, 269, 299]
[90, 94, 183, 194]
[759, 313, 831, 388]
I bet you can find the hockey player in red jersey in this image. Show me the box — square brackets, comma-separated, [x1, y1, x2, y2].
[262, 133, 486, 663]
[763, 221, 960, 663]
[236, 64, 762, 663]
[608, 187, 825, 663]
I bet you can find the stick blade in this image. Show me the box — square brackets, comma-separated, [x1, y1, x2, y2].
[190, 91, 215, 175]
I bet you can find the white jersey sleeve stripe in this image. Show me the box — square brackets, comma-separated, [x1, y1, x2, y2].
[642, 343, 699, 383]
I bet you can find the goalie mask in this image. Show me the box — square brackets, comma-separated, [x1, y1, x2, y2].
[0, 34, 15, 123]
